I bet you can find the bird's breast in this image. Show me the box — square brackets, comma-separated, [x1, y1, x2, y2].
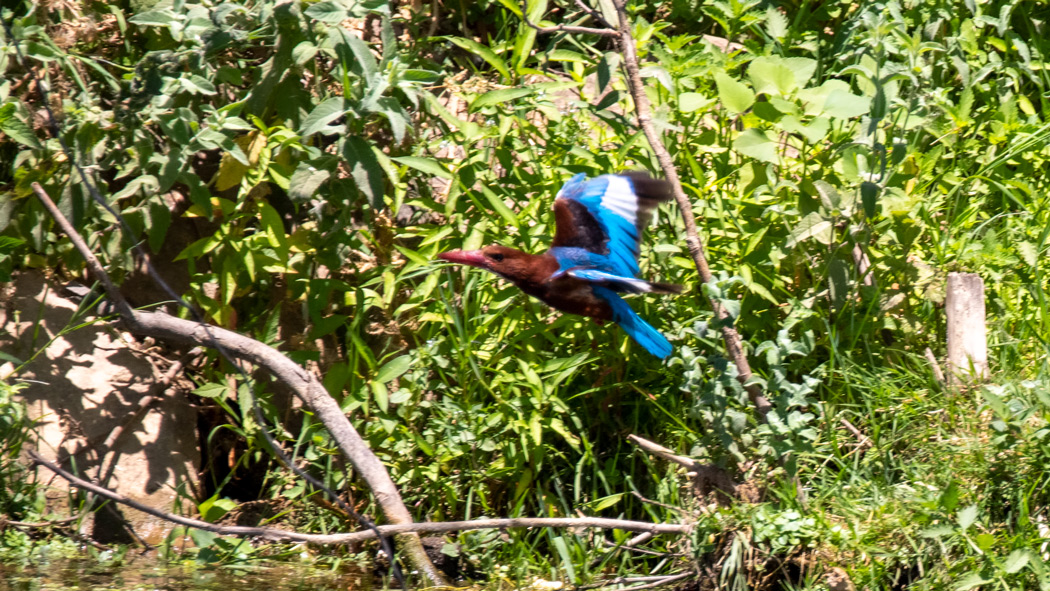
[520, 276, 613, 320]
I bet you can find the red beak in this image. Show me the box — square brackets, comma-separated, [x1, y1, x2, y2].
[438, 249, 489, 268]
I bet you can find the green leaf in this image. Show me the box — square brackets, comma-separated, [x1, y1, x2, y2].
[478, 184, 518, 225]
[300, 97, 348, 136]
[194, 383, 229, 399]
[375, 355, 413, 383]
[342, 136, 385, 207]
[288, 163, 330, 202]
[128, 9, 178, 27]
[470, 87, 535, 111]
[828, 257, 850, 310]
[391, 156, 452, 179]
[679, 92, 714, 113]
[714, 72, 755, 114]
[822, 89, 871, 118]
[305, 1, 351, 23]
[1003, 549, 1030, 574]
[546, 49, 587, 62]
[861, 181, 879, 218]
[733, 129, 778, 163]
[786, 212, 833, 248]
[444, 36, 511, 81]
[748, 56, 798, 97]
[371, 381, 389, 413]
[957, 504, 979, 530]
[0, 103, 41, 149]
[954, 572, 991, 591]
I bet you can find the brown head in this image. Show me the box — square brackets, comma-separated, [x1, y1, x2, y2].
[437, 245, 549, 284]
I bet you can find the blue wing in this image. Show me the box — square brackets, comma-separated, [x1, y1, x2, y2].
[551, 172, 671, 278]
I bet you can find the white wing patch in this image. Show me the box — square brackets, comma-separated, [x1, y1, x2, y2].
[600, 176, 638, 228]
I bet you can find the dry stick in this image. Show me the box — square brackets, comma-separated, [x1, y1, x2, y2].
[30, 183, 447, 588]
[29, 450, 689, 544]
[609, 0, 770, 416]
[924, 346, 946, 386]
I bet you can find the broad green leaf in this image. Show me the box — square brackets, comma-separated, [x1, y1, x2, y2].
[470, 87, 535, 111]
[0, 103, 41, 149]
[714, 72, 755, 114]
[333, 28, 378, 80]
[305, 1, 351, 23]
[733, 129, 778, 163]
[391, 156, 453, 179]
[445, 36, 511, 81]
[288, 163, 330, 202]
[300, 97, 348, 136]
[371, 381, 389, 413]
[342, 136, 385, 207]
[780, 115, 828, 143]
[679, 92, 714, 113]
[194, 382, 229, 399]
[860, 181, 879, 218]
[748, 56, 798, 97]
[292, 41, 319, 66]
[822, 89, 871, 118]
[954, 572, 991, 591]
[128, 9, 178, 27]
[1003, 549, 1030, 574]
[786, 212, 833, 248]
[376, 355, 413, 383]
[957, 504, 978, 530]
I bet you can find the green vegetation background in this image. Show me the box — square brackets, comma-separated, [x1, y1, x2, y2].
[2, 0, 1050, 588]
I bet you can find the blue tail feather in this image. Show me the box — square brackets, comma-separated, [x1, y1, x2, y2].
[593, 287, 672, 359]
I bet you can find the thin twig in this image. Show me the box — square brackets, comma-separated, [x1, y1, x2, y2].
[627, 434, 699, 471]
[618, 572, 694, 591]
[838, 418, 872, 451]
[924, 347, 946, 386]
[30, 449, 691, 544]
[601, 539, 687, 557]
[520, 2, 618, 37]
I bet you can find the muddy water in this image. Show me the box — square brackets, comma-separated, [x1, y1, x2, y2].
[0, 556, 371, 591]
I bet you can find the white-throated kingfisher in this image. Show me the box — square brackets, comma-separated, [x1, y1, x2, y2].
[439, 172, 682, 358]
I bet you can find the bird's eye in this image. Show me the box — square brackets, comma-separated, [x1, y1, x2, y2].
[489, 253, 504, 262]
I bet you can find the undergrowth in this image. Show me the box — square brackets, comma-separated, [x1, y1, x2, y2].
[1, 0, 1050, 588]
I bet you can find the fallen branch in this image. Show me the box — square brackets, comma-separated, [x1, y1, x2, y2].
[30, 182, 447, 587]
[29, 450, 690, 544]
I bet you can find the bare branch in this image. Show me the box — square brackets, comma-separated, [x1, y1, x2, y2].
[627, 434, 700, 471]
[30, 450, 691, 544]
[30, 182, 447, 586]
[520, 2, 617, 37]
[605, 1, 771, 416]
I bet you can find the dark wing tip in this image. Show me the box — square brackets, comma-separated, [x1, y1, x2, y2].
[618, 171, 673, 203]
[648, 281, 684, 294]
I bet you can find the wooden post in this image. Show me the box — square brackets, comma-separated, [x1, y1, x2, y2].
[945, 272, 988, 384]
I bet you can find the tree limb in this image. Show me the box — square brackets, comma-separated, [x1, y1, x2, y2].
[29, 450, 691, 544]
[608, 0, 771, 416]
[30, 182, 448, 587]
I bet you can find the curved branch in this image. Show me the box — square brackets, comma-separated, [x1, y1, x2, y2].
[30, 183, 448, 587]
[30, 450, 691, 544]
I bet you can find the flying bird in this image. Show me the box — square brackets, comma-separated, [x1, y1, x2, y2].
[438, 172, 682, 358]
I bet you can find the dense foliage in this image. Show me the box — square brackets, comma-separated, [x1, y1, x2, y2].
[3, 0, 1050, 587]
